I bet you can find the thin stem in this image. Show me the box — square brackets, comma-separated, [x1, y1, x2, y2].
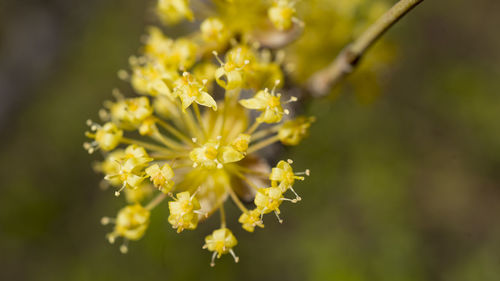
[307, 0, 424, 97]
[251, 125, 280, 142]
[247, 135, 281, 154]
[246, 121, 261, 135]
[121, 137, 173, 154]
[226, 184, 249, 213]
[234, 165, 269, 178]
[219, 204, 226, 228]
[155, 118, 194, 145]
[193, 103, 207, 139]
[151, 131, 186, 151]
[146, 193, 167, 210]
[230, 167, 261, 191]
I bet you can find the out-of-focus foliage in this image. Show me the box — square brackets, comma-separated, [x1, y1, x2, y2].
[1, 0, 500, 280]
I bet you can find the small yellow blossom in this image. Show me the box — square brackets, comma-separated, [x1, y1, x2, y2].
[104, 145, 152, 195]
[157, 0, 194, 24]
[239, 87, 285, 123]
[145, 163, 175, 193]
[238, 209, 264, 232]
[171, 38, 198, 70]
[139, 117, 158, 136]
[110, 97, 153, 129]
[130, 59, 178, 97]
[225, 45, 256, 70]
[270, 160, 308, 200]
[254, 186, 284, 215]
[168, 191, 201, 233]
[95, 122, 123, 151]
[96, 150, 125, 187]
[268, 0, 296, 31]
[203, 228, 239, 266]
[174, 72, 217, 111]
[190, 139, 222, 169]
[143, 27, 174, 63]
[214, 57, 245, 90]
[231, 133, 251, 153]
[278, 116, 315, 145]
[84, 121, 123, 153]
[103, 204, 150, 253]
[201, 17, 229, 44]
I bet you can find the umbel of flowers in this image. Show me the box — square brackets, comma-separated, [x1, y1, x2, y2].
[85, 0, 313, 266]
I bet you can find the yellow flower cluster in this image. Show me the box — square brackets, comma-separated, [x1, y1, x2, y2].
[85, 0, 312, 266]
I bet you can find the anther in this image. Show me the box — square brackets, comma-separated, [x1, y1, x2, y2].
[274, 211, 283, 223]
[229, 249, 239, 263]
[117, 69, 129, 80]
[101, 217, 112, 225]
[119, 244, 128, 254]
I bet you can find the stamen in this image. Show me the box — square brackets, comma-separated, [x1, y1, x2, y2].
[114, 184, 126, 197]
[285, 96, 298, 103]
[289, 186, 302, 201]
[210, 251, 217, 267]
[107, 234, 116, 244]
[229, 249, 239, 263]
[100, 217, 114, 225]
[117, 69, 129, 80]
[274, 211, 283, 224]
[212, 51, 224, 65]
[120, 240, 129, 254]
[272, 80, 280, 92]
[281, 197, 298, 203]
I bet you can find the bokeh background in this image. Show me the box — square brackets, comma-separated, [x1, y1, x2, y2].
[1, 0, 500, 280]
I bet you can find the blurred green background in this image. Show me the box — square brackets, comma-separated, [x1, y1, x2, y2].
[1, 0, 500, 280]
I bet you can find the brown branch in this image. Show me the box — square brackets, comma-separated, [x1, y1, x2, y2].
[307, 0, 425, 97]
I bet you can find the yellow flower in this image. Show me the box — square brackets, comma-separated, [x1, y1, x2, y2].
[103, 145, 152, 196]
[231, 133, 250, 153]
[201, 17, 229, 45]
[214, 56, 245, 90]
[278, 116, 315, 145]
[143, 27, 174, 63]
[96, 149, 125, 187]
[110, 97, 153, 129]
[103, 204, 150, 253]
[171, 38, 198, 70]
[270, 160, 308, 200]
[189, 139, 223, 169]
[157, 0, 194, 25]
[254, 187, 284, 215]
[239, 87, 285, 123]
[168, 191, 201, 233]
[130, 59, 178, 97]
[238, 209, 264, 232]
[84, 121, 123, 153]
[174, 72, 217, 111]
[203, 228, 239, 266]
[190, 138, 245, 169]
[145, 163, 175, 193]
[268, 0, 296, 31]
